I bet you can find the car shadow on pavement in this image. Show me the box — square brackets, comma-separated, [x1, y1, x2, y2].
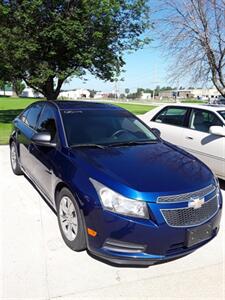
[24, 174, 57, 215]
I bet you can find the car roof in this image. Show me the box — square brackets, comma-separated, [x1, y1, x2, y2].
[156, 103, 225, 112]
[50, 100, 124, 111]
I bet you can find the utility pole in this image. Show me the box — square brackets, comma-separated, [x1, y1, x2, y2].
[151, 64, 159, 101]
[114, 81, 117, 100]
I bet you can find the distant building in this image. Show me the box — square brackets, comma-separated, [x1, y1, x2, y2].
[93, 92, 112, 99]
[94, 92, 104, 99]
[59, 89, 90, 99]
[21, 87, 44, 98]
[190, 88, 220, 99]
[0, 90, 13, 97]
[140, 92, 152, 100]
[158, 90, 173, 99]
[159, 88, 221, 99]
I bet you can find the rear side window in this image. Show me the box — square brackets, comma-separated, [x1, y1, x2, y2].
[36, 104, 58, 141]
[189, 109, 223, 133]
[25, 103, 43, 129]
[153, 107, 188, 127]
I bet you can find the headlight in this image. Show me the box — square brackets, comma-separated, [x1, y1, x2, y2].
[214, 175, 220, 196]
[213, 176, 220, 198]
[90, 178, 149, 219]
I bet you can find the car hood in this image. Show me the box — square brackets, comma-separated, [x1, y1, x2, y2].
[70, 141, 213, 199]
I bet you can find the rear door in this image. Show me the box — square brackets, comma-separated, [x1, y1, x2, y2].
[182, 108, 225, 177]
[148, 106, 189, 146]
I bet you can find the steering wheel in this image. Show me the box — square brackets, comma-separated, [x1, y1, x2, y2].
[111, 129, 129, 138]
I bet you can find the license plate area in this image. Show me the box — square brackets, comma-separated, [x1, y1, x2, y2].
[186, 223, 213, 248]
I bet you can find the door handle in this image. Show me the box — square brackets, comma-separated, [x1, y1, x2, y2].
[185, 136, 193, 140]
[45, 169, 52, 175]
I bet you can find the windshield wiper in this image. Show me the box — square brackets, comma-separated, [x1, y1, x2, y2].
[70, 143, 106, 149]
[107, 140, 158, 147]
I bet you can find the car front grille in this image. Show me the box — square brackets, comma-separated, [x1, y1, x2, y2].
[157, 184, 215, 203]
[161, 195, 219, 227]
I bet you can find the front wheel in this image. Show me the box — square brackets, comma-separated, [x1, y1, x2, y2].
[56, 188, 86, 251]
[10, 141, 23, 175]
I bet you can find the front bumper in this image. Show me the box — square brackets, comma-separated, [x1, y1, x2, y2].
[88, 210, 221, 266]
[84, 194, 222, 267]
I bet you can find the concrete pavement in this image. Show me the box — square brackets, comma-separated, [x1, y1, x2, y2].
[0, 145, 224, 300]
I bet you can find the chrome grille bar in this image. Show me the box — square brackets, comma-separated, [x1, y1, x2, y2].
[157, 184, 215, 204]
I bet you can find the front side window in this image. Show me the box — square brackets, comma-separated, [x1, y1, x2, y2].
[25, 103, 43, 129]
[36, 105, 57, 141]
[153, 107, 188, 127]
[189, 109, 223, 133]
[62, 109, 157, 146]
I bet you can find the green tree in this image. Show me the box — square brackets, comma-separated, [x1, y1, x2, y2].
[0, 0, 151, 100]
[12, 80, 26, 96]
[0, 80, 5, 93]
[0, 80, 12, 95]
[125, 88, 130, 95]
[137, 88, 144, 98]
[88, 89, 97, 98]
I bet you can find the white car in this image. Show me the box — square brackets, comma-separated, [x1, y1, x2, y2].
[140, 104, 225, 180]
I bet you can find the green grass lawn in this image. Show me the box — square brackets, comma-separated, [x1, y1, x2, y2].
[0, 97, 155, 145]
[0, 97, 40, 144]
[180, 99, 207, 104]
[113, 103, 156, 115]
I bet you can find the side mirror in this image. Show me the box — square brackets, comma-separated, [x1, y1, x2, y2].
[31, 132, 56, 147]
[151, 128, 161, 137]
[209, 126, 225, 137]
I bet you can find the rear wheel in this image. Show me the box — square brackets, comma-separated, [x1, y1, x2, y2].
[56, 188, 86, 251]
[10, 141, 23, 175]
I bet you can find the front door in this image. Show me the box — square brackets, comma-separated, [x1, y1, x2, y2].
[28, 104, 59, 200]
[149, 106, 189, 146]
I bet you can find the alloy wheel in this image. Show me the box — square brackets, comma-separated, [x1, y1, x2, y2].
[11, 143, 17, 170]
[59, 196, 78, 241]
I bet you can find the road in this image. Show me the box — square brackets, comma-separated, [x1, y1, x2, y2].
[0, 145, 224, 300]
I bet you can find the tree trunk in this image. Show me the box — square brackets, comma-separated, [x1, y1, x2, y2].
[22, 76, 64, 101]
[46, 92, 59, 101]
[12, 80, 18, 97]
[43, 77, 64, 101]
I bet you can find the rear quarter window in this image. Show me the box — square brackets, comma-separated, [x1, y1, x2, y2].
[20, 107, 31, 124]
[24, 103, 43, 130]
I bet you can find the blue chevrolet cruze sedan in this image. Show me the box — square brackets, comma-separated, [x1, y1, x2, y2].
[10, 101, 222, 266]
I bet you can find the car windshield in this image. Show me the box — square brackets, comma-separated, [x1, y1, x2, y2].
[219, 111, 225, 121]
[62, 109, 158, 147]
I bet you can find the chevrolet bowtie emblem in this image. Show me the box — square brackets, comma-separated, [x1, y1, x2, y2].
[188, 197, 205, 209]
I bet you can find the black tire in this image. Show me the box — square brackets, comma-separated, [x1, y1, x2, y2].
[56, 187, 86, 251]
[10, 141, 23, 175]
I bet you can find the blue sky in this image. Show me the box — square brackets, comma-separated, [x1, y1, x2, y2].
[63, 46, 170, 93]
[63, 2, 172, 94]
